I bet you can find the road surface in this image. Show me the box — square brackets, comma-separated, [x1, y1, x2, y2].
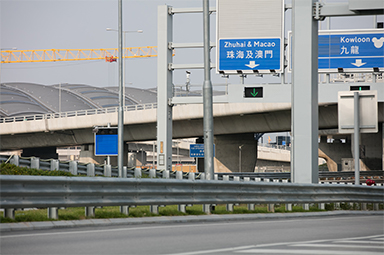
[1, 215, 383, 254]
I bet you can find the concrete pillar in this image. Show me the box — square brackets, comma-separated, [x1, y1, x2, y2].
[319, 136, 352, 172]
[136, 151, 147, 166]
[214, 133, 257, 173]
[22, 146, 58, 159]
[358, 125, 383, 170]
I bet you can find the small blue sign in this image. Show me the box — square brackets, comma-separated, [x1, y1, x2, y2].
[189, 144, 215, 158]
[318, 32, 384, 70]
[95, 134, 118, 156]
[218, 38, 281, 72]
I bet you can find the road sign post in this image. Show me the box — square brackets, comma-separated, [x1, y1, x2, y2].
[338, 90, 378, 185]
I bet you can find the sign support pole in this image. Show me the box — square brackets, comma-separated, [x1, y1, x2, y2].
[354, 92, 360, 185]
[291, 0, 319, 183]
[157, 5, 173, 171]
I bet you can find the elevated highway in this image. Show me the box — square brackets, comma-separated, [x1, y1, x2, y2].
[1, 82, 383, 172]
[0, 102, 337, 150]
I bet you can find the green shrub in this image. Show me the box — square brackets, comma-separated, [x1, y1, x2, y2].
[0, 163, 75, 176]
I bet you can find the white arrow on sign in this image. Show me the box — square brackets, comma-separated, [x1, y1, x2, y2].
[245, 61, 259, 68]
[351, 59, 367, 67]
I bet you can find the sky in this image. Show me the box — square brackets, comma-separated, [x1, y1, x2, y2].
[1, 0, 383, 91]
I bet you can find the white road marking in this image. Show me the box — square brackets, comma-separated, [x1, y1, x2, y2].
[166, 246, 257, 255]
[333, 240, 384, 245]
[292, 243, 384, 249]
[167, 234, 384, 255]
[235, 249, 382, 254]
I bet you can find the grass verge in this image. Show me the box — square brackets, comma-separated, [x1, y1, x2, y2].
[1, 204, 329, 224]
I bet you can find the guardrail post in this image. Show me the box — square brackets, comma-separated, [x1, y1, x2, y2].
[87, 163, 95, 176]
[123, 166, 127, 178]
[245, 177, 255, 211]
[223, 175, 233, 212]
[265, 179, 275, 212]
[4, 209, 15, 219]
[104, 164, 112, 177]
[200, 173, 211, 214]
[50, 159, 59, 171]
[48, 157, 60, 218]
[361, 203, 367, 210]
[187, 172, 195, 208]
[31, 157, 40, 169]
[69, 161, 78, 175]
[85, 163, 95, 217]
[149, 169, 159, 214]
[149, 169, 156, 178]
[162, 170, 170, 179]
[373, 203, 379, 211]
[176, 171, 186, 213]
[134, 168, 142, 178]
[120, 166, 129, 215]
[282, 180, 292, 211]
[47, 207, 58, 220]
[10, 155, 19, 166]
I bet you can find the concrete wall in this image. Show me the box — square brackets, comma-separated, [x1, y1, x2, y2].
[214, 133, 257, 173]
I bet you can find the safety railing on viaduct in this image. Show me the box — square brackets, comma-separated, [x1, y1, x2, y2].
[0, 103, 157, 124]
[1, 155, 383, 220]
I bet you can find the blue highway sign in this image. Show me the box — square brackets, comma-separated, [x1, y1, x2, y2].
[218, 38, 282, 73]
[189, 144, 215, 158]
[95, 128, 118, 156]
[318, 31, 384, 72]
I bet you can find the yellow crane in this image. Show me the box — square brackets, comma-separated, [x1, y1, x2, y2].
[0, 46, 158, 63]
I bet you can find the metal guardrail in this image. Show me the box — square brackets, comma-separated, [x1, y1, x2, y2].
[1, 155, 383, 183]
[219, 171, 384, 180]
[0, 103, 157, 124]
[1, 175, 383, 209]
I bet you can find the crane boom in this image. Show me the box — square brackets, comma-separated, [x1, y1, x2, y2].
[0, 46, 157, 63]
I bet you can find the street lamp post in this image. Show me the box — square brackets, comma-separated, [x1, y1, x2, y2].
[239, 144, 244, 173]
[106, 27, 142, 177]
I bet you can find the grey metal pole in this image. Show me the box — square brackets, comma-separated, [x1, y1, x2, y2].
[203, 0, 214, 180]
[291, 0, 319, 184]
[354, 92, 360, 185]
[59, 83, 61, 113]
[118, 0, 124, 177]
[326, 17, 330, 84]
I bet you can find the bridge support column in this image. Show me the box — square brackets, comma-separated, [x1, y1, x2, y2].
[214, 133, 257, 173]
[136, 151, 147, 166]
[22, 146, 58, 159]
[319, 136, 352, 172]
[353, 125, 383, 171]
